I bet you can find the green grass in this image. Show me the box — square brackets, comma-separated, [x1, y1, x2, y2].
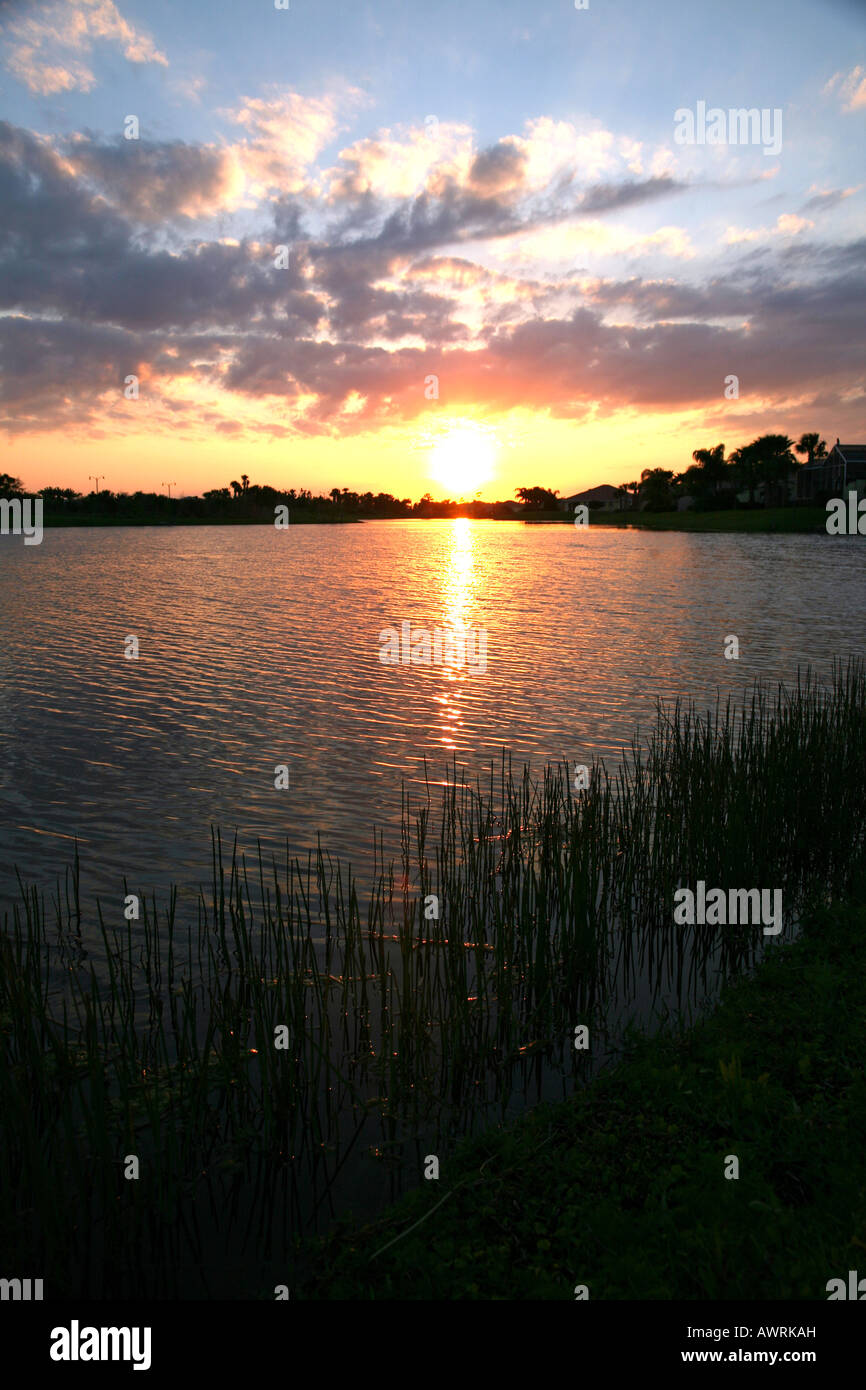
[1, 660, 864, 1295]
[525, 506, 828, 532]
[294, 884, 866, 1299]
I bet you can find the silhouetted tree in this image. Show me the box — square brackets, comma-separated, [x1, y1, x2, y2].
[516, 486, 559, 509]
[729, 442, 761, 504]
[795, 433, 828, 464]
[638, 468, 675, 511]
[691, 443, 728, 494]
[752, 434, 797, 505]
[39, 486, 80, 505]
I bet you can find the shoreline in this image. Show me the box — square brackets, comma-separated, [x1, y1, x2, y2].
[3, 664, 863, 1298]
[30, 504, 831, 533]
[524, 505, 829, 532]
[293, 877, 866, 1299]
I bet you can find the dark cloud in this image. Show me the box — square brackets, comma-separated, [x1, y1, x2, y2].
[0, 117, 863, 440]
[65, 134, 239, 222]
[578, 175, 687, 213]
[0, 121, 128, 260]
[468, 140, 526, 194]
[800, 187, 854, 214]
[0, 122, 328, 332]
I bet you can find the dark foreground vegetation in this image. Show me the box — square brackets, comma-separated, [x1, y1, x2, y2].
[296, 884, 866, 1299]
[1, 661, 864, 1297]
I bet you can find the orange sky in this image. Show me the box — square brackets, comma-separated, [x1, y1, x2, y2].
[3, 2, 863, 501]
[6, 405, 774, 502]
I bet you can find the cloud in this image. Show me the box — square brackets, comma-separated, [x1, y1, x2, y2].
[800, 185, 858, 213]
[320, 116, 688, 260]
[0, 123, 324, 331]
[725, 213, 814, 244]
[824, 64, 866, 112]
[577, 175, 687, 213]
[516, 117, 618, 187]
[1, 0, 168, 95]
[170, 74, 207, 105]
[225, 88, 360, 197]
[467, 140, 527, 195]
[64, 134, 246, 221]
[499, 220, 695, 266]
[324, 121, 474, 202]
[0, 111, 862, 444]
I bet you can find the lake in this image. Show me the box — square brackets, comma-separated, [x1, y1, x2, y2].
[3, 516, 865, 1290]
[2, 518, 864, 918]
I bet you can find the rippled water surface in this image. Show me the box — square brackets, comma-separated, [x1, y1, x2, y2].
[2, 519, 864, 918]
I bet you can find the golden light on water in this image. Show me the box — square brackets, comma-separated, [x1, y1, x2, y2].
[436, 517, 478, 749]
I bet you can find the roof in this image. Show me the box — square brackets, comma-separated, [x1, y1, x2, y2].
[836, 444, 866, 465]
[562, 483, 622, 504]
[801, 444, 866, 469]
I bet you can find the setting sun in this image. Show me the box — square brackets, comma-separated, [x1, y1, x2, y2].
[428, 424, 498, 498]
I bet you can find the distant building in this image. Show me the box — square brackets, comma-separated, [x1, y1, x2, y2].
[797, 441, 866, 502]
[558, 483, 625, 513]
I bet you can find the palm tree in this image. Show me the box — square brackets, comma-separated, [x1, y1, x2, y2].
[732, 435, 795, 506]
[729, 444, 759, 505]
[754, 434, 796, 504]
[638, 467, 675, 511]
[692, 443, 728, 494]
[795, 433, 828, 464]
[677, 462, 709, 506]
[515, 486, 559, 509]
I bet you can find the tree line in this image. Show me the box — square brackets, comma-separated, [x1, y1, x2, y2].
[0, 472, 507, 520]
[0, 433, 833, 521]
[626, 432, 828, 512]
[515, 433, 831, 513]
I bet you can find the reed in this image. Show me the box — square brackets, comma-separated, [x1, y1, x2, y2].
[1, 660, 863, 1296]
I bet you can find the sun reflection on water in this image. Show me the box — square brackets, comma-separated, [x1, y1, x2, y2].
[436, 518, 477, 749]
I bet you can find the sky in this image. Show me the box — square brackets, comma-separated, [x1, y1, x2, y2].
[0, 0, 864, 501]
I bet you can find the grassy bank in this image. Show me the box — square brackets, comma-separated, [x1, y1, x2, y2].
[2, 662, 864, 1296]
[294, 882, 866, 1299]
[525, 506, 828, 532]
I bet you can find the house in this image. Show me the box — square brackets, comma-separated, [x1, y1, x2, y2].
[797, 441, 866, 503]
[558, 483, 625, 513]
